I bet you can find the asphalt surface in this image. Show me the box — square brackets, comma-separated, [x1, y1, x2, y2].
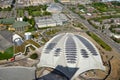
[61, 4, 120, 53]
[0, 66, 35, 80]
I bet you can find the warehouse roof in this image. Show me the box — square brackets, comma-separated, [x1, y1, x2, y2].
[0, 17, 15, 24]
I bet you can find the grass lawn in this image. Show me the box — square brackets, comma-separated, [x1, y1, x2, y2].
[15, 40, 40, 53]
[31, 11, 41, 17]
[17, 9, 24, 17]
[23, 5, 51, 17]
[26, 26, 36, 32]
[0, 46, 14, 60]
[29, 45, 36, 50]
[54, 0, 59, 3]
[90, 15, 120, 22]
[46, 29, 60, 35]
[73, 22, 88, 30]
[87, 31, 112, 51]
[27, 40, 40, 48]
[78, 4, 87, 11]
[15, 42, 28, 53]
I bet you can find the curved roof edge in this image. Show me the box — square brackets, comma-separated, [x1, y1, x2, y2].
[38, 33, 106, 79]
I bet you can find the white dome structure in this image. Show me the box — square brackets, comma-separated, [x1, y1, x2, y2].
[38, 33, 105, 79]
[13, 34, 23, 46]
[46, 3, 63, 13]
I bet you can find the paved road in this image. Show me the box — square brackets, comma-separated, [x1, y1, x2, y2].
[61, 4, 120, 53]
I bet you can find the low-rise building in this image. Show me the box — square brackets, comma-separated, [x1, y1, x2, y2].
[59, 0, 70, 3]
[59, 0, 92, 4]
[0, 30, 13, 51]
[114, 18, 120, 25]
[102, 0, 120, 2]
[113, 34, 120, 39]
[17, 17, 23, 21]
[16, 0, 53, 7]
[111, 33, 120, 39]
[12, 21, 30, 32]
[0, 0, 13, 8]
[29, 0, 53, 5]
[92, 0, 120, 2]
[102, 18, 120, 25]
[113, 28, 120, 33]
[35, 14, 68, 28]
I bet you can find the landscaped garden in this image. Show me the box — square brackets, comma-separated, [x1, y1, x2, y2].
[87, 31, 112, 51]
[30, 53, 38, 59]
[0, 46, 14, 60]
[91, 2, 108, 12]
[23, 5, 51, 17]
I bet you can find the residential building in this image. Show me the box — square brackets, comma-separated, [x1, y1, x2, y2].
[59, 0, 92, 4]
[16, 0, 53, 7]
[0, 0, 13, 8]
[102, 0, 120, 2]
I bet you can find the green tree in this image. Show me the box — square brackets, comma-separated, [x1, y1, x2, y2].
[54, 0, 59, 3]
[30, 53, 38, 59]
[43, 11, 51, 16]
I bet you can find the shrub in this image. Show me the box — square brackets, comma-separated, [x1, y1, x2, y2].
[30, 53, 38, 59]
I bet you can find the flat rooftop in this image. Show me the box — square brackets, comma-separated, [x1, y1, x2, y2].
[0, 30, 13, 50]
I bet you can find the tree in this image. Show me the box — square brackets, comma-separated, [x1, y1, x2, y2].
[0, 7, 2, 11]
[30, 53, 38, 59]
[42, 5, 48, 11]
[54, 0, 59, 3]
[43, 11, 51, 16]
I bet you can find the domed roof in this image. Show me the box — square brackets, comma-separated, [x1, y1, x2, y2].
[12, 34, 22, 42]
[47, 3, 62, 13]
[38, 33, 105, 79]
